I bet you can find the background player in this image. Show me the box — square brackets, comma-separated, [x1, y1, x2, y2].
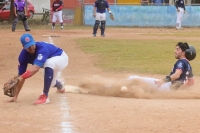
[129, 42, 196, 91]
[51, 0, 64, 30]
[7, 33, 68, 105]
[12, 0, 30, 32]
[92, 0, 112, 37]
[176, 0, 186, 30]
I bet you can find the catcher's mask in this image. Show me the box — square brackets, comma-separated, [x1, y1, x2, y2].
[185, 45, 196, 61]
[20, 33, 35, 49]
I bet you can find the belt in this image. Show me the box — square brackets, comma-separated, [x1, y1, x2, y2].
[55, 9, 61, 12]
[97, 12, 105, 14]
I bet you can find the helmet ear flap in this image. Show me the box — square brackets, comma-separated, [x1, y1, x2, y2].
[185, 45, 196, 61]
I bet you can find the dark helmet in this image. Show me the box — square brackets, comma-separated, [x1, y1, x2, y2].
[185, 45, 196, 61]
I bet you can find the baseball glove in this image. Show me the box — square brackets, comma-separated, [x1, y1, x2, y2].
[110, 13, 114, 20]
[22, 15, 28, 21]
[2, 76, 19, 97]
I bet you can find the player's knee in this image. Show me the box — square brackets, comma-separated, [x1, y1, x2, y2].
[94, 20, 100, 27]
[101, 20, 106, 28]
[101, 20, 106, 25]
[44, 63, 55, 69]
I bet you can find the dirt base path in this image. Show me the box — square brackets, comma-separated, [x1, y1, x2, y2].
[0, 28, 200, 133]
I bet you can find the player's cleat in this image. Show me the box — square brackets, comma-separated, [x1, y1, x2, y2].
[25, 29, 31, 31]
[61, 26, 64, 30]
[34, 93, 49, 105]
[56, 78, 66, 93]
[51, 26, 54, 30]
[176, 27, 180, 30]
[93, 34, 96, 37]
[12, 29, 15, 32]
[57, 87, 65, 93]
[101, 34, 105, 37]
[179, 27, 184, 30]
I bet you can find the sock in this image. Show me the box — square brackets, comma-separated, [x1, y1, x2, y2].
[43, 67, 54, 97]
[54, 80, 62, 90]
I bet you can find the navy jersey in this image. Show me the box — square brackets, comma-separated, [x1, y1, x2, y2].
[94, 0, 109, 13]
[52, 0, 63, 11]
[18, 42, 63, 75]
[176, 0, 185, 10]
[169, 59, 193, 84]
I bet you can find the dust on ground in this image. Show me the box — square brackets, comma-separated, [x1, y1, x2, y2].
[77, 75, 200, 99]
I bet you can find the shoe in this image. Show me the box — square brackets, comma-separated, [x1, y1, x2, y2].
[12, 29, 15, 32]
[56, 78, 66, 93]
[176, 27, 180, 30]
[25, 29, 30, 31]
[51, 26, 54, 30]
[93, 34, 96, 37]
[61, 26, 63, 30]
[57, 87, 65, 93]
[34, 93, 49, 105]
[179, 27, 183, 30]
[101, 34, 105, 37]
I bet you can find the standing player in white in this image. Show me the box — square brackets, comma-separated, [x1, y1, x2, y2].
[6, 33, 68, 105]
[175, 0, 187, 30]
[51, 0, 64, 30]
[93, 0, 112, 37]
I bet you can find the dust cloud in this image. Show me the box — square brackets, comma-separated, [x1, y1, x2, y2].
[78, 75, 200, 99]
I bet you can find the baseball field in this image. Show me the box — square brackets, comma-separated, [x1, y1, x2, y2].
[1, 24, 200, 133]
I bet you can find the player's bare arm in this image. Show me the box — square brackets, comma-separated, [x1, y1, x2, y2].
[24, 6, 27, 15]
[19, 65, 40, 80]
[93, 7, 96, 17]
[107, 7, 111, 13]
[14, 7, 17, 16]
[155, 69, 182, 87]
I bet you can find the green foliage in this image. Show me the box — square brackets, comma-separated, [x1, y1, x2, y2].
[77, 38, 200, 75]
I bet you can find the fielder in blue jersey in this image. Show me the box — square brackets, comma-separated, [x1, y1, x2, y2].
[7, 33, 68, 105]
[129, 42, 196, 91]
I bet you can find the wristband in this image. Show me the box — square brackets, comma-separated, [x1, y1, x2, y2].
[163, 76, 171, 82]
[22, 70, 31, 79]
[109, 10, 111, 14]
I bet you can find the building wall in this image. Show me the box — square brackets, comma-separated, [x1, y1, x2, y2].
[29, 0, 50, 13]
[84, 5, 200, 27]
[84, 0, 115, 4]
[50, 0, 82, 8]
[117, 0, 141, 4]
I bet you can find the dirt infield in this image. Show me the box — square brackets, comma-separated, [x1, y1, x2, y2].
[1, 27, 200, 133]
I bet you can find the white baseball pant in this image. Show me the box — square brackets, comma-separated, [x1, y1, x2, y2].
[43, 51, 68, 87]
[128, 76, 172, 91]
[176, 7, 184, 28]
[96, 12, 106, 21]
[52, 10, 63, 23]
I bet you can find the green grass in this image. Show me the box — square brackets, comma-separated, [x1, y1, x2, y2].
[77, 38, 200, 76]
[0, 18, 93, 30]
